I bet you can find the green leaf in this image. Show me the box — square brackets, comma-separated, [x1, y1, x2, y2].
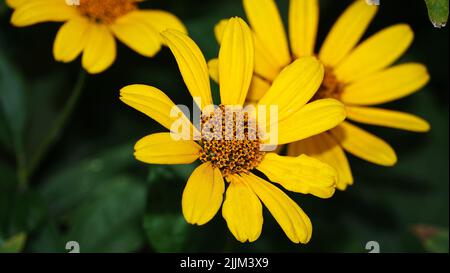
[7, 192, 46, 236]
[39, 143, 135, 215]
[0, 34, 27, 154]
[142, 164, 228, 252]
[25, 71, 68, 153]
[0, 160, 16, 189]
[424, 230, 449, 253]
[65, 176, 147, 253]
[0, 168, 45, 238]
[27, 222, 65, 253]
[143, 213, 193, 253]
[425, 0, 449, 28]
[0, 233, 27, 253]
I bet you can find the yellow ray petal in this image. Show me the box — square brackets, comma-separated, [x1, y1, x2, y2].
[120, 84, 195, 136]
[214, 19, 228, 44]
[129, 10, 187, 36]
[10, 0, 79, 27]
[253, 33, 284, 81]
[243, 0, 291, 68]
[257, 153, 336, 199]
[219, 17, 254, 106]
[217, 19, 279, 83]
[222, 175, 263, 243]
[346, 106, 430, 132]
[319, 0, 378, 67]
[53, 17, 89, 62]
[335, 24, 414, 83]
[289, 0, 319, 58]
[287, 133, 353, 191]
[161, 30, 213, 109]
[340, 63, 430, 105]
[258, 57, 324, 122]
[330, 122, 397, 166]
[134, 133, 201, 164]
[243, 173, 312, 244]
[276, 99, 346, 145]
[182, 162, 225, 225]
[207, 58, 219, 83]
[81, 23, 116, 74]
[247, 75, 271, 103]
[208, 58, 270, 103]
[6, 0, 26, 8]
[110, 12, 162, 58]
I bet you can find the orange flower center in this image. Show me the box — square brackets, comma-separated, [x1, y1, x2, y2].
[78, 0, 137, 24]
[199, 105, 265, 177]
[312, 67, 344, 101]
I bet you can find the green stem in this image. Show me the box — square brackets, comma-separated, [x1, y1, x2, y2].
[26, 69, 87, 182]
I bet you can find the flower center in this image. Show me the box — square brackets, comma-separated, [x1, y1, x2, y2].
[312, 67, 344, 101]
[199, 105, 265, 177]
[78, 0, 137, 24]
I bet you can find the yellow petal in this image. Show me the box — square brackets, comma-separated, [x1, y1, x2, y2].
[207, 58, 219, 83]
[81, 23, 116, 74]
[258, 57, 324, 122]
[209, 57, 269, 103]
[257, 153, 336, 199]
[330, 122, 397, 166]
[161, 30, 213, 109]
[276, 99, 346, 145]
[11, 0, 79, 27]
[243, 0, 291, 68]
[247, 75, 271, 103]
[253, 33, 284, 81]
[222, 175, 263, 243]
[53, 17, 89, 63]
[289, 0, 319, 58]
[219, 17, 254, 106]
[110, 11, 162, 58]
[335, 24, 414, 83]
[214, 19, 228, 44]
[319, 0, 377, 67]
[243, 173, 312, 244]
[346, 106, 430, 132]
[134, 133, 201, 164]
[120, 84, 194, 136]
[130, 10, 187, 36]
[287, 133, 353, 191]
[182, 162, 225, 225]
[340, 63, 430, 105]
[6, 0, 26, 8]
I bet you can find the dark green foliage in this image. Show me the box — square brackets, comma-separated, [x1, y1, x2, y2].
[0, 0, 448, 253]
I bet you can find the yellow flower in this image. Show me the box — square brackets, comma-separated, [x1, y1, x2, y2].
[8, 0, 186, 74]
[120, 17, 346, 243]
[211, 0, 431, 190]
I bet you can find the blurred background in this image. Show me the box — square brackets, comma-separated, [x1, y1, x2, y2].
[0, 0, 448, 253]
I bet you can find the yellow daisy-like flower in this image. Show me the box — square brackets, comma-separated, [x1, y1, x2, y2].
[8, 0, 186, 74]
[120, 17, 346, 243]
[211, 0, 431, 190]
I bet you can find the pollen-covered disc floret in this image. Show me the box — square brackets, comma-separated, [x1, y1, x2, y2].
[78, 0, 137, 24]
[199, 105, 265, 177]
[312, 67, 344, 101]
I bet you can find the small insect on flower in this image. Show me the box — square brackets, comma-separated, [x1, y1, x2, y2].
[7, 0, 186, 74]
[120, 17, 347, 243]
[210, 0, 431, 190]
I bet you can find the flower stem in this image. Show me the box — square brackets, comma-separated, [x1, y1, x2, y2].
[26, 69, 87, 182]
